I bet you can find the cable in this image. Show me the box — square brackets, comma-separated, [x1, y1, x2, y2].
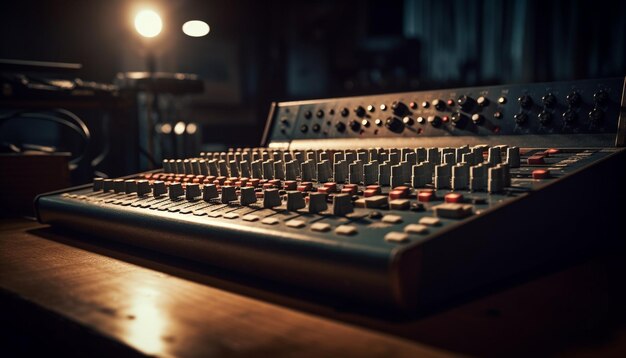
[0, 111, 89, 167]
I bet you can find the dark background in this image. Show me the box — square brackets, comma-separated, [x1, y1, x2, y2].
[1, 0, 625, 172]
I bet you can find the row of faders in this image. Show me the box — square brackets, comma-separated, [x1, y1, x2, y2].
[36, 77, 626, 311]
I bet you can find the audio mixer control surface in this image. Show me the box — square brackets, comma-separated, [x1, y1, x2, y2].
[36, 78, 626, 311]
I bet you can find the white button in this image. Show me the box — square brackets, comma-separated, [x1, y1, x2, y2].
[419, 216, 441, 226]
[385, 231, 409, 243]
[207, 212, 222, 218]
[286, 219, 306, 228]
[242, 214, 259, 222]
[262, 217, 279, 225]
[404, 224, 428, 234]
[364, 195, 388, 208]
[382, 214, 403, 224]
[389, 199, 410, 210]
[223, 212, 239, 219]
[311, 222, 331, 232]
[335, 225, 357, 236]
[433, 203, 473, 219]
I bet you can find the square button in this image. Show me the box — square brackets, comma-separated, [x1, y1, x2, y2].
[382, 214, 403, 224]
[335, 225, 357, 236]
[223, 212, 239, 219]
[261, 217, 279, 225]
[311, 222, 331, 232]
[419, 216, 441, 226]
[286, 219, 306, 228]
[242, 214, 259, 222]
[385, 231, 409, 243]
[404, 224, 428, 234]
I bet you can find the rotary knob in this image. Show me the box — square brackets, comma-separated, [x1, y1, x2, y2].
[538, 110, 552, 125]
[349, 120, 361, 132]
[471, 113, 484, 125]
[514, 112, 528, 125]
[427, 115, 442, 127]
[518, 95, 533, 109]
[589, 108, 604, 124]
[451, 112, 468, 128]
[457, 95, 475, 112]
[541, 93, 556, 108]
[385, 116, 405, 133]
[340, 108, 349, 117]
[391, 101, 410, 116]
[562, 109, 577, 124]
[354, 106, 366, 117]
[593, 90, 609, 105]
[432, 99, 446, 111]
[335, 122, 346, 132]
[566, 92, 581, 107]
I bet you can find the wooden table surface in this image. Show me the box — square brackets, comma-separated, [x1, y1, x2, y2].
[1, 218, 625, 357]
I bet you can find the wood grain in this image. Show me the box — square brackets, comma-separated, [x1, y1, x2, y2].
[1, 218, 625, 357]
[0, 219, 449, 357]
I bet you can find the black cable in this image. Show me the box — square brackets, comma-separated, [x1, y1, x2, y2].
[0, 111, 89, 167]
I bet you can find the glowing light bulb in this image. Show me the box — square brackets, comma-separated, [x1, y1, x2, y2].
[135, 10, 162, 38]
[182, 20, 210, 37]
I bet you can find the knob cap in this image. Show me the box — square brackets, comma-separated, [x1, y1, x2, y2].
[514, 112, 528, 125]
[432, 99, 445, 111]
[385, 116, 404, 133]
[451, 112, 469, 128]
[538, 111, 552, 125]
[566, 92, 581, 107]
[470, 113, 484, 125]
[518, 95, 533, 109]
[427, 115, 442, 127]
[593, 90, 609, 105]
[340, 108, 349, 117]
[542, 93, 556, 108]
[589, 108, 604, 124]
[562, 109, 577, 124]
[349, 120, 361, 132]
[335, 122, 346, 132]
[354, 106, 366, 117]
[402, 116, 415, 126]
[304, 110, 312, 119]
[457, 95, 475, 111]
[391, 101, 410, 116]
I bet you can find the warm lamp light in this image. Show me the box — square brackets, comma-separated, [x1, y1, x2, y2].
[134, 10, 162, 38]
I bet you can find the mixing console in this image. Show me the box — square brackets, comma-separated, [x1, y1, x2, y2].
[36, 77, 626, 311]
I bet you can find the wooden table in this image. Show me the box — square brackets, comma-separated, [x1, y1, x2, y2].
[1, 218, 625, 357]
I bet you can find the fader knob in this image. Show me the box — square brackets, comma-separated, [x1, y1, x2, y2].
[136, 180, 151, 196]
[169, 183, 184, 200]
[308, 192, 328, 214]
[186, 183, 201, 200]
[385, 116, 405, 133]
[93, 177, 104, 191]
[286, 191, 306, 211]
[240, 187, 257, 205]
[152, 181, 167, 197]
[332, 193, 354, 216]
[263, 188, 282, 208]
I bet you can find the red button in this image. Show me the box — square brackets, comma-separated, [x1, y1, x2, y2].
[364, 189, 379, 197]
[262, 183, 275, 189]
[418, 191, 434, 202]
[389, 189, 407, 200]
[247, 178, 260, 187]
[527, 155, 545, 165]
[284, 180, 297, 190]
[532, 169, 550, 179]
[341, 187, 356, 195]
[322, 183, 337, 193]
[545, 148, 560, 156]
[445, 193, 463, 203]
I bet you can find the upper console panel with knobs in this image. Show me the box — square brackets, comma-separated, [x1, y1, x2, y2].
[263, 77, 626, 149]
